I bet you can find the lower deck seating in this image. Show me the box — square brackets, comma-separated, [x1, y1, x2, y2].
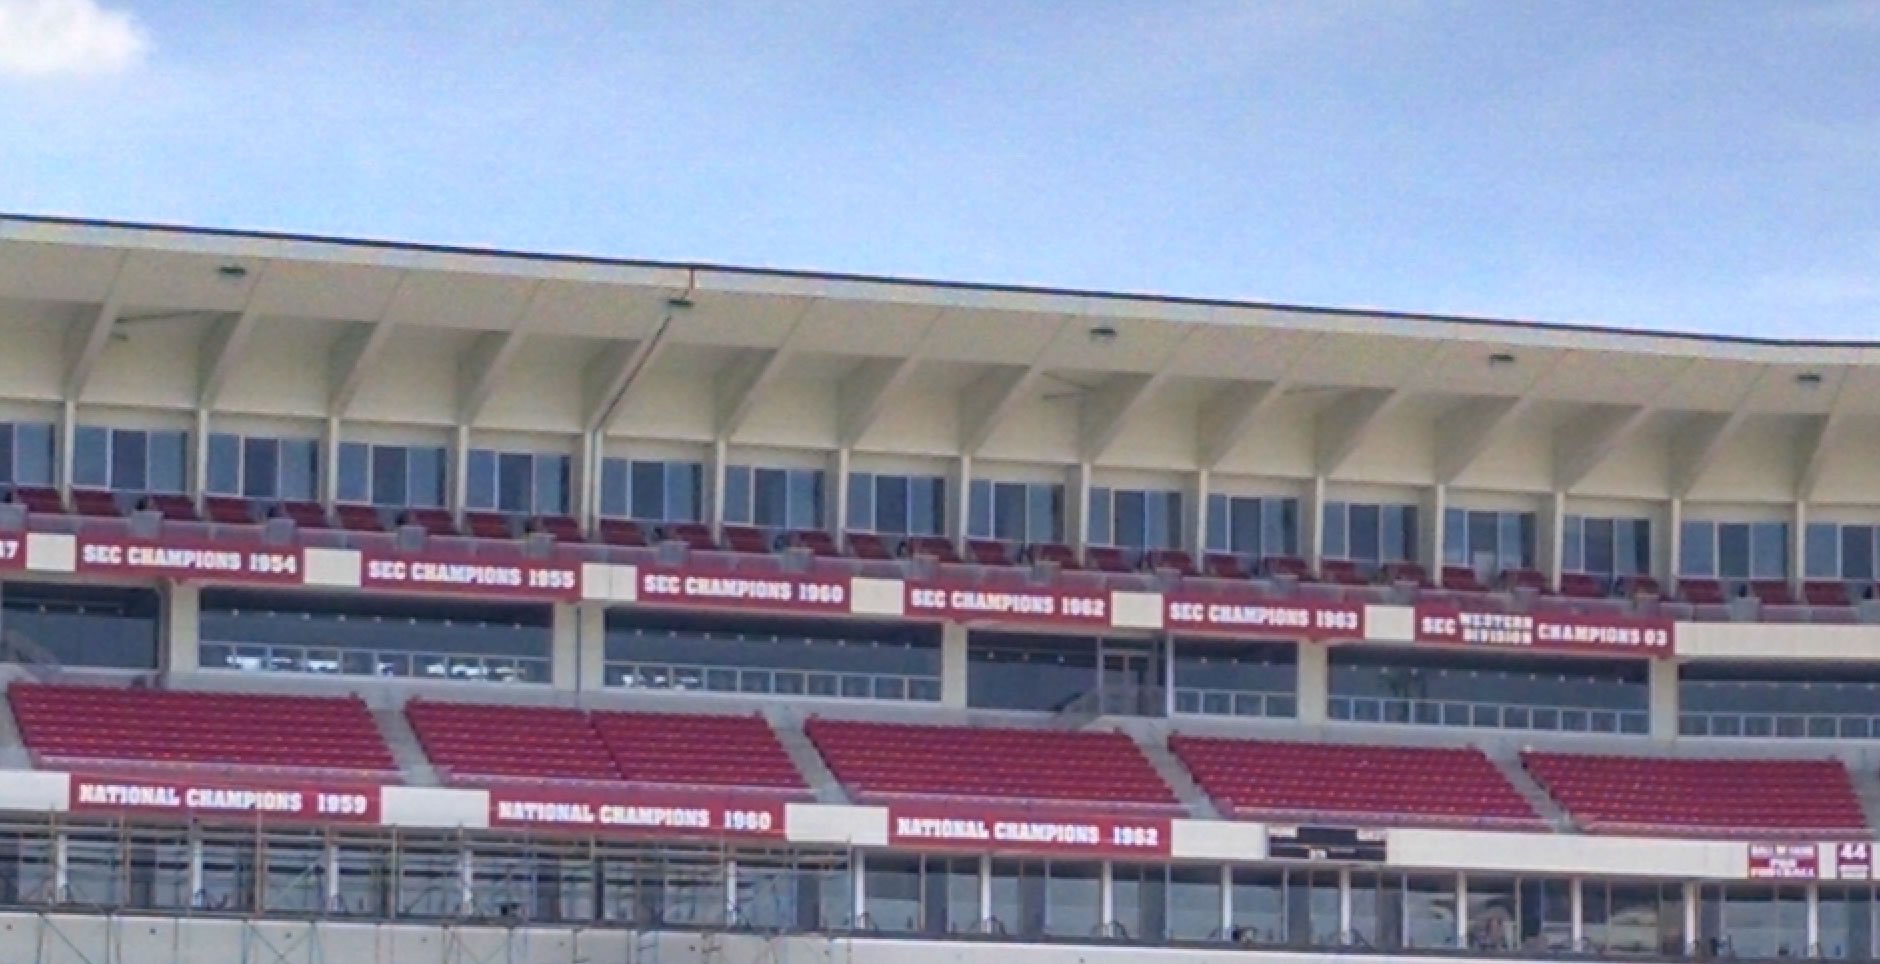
[406, 700, 808, 792]
[1170, 736, 1536, 827]
[1523, 751, 1868, 835]
[8, 683, 395, 774]
[592, 710, 806, 793]
[805, 718, 1176, 808]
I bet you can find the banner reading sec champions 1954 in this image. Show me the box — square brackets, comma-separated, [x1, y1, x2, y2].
[76, 536, 303, 584]
[1413, 604, 1673, 657]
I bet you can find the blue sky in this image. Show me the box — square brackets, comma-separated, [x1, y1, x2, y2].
[0, 1, 1876, 338]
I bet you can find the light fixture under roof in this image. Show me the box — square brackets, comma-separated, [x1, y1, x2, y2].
[1087, 323, 1119, 345]
[1796, 371, 1823, 386]
[216, 264, 248, 280]
[667, 295, 694, 310]
[1487, 352, 1517, 366]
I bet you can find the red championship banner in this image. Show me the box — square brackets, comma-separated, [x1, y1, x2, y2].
[1165, 595, 1365, 640]
[68, 775, 380, 824]
[0, 533, 23, 571]
[1748, 842, 1820, 880]
[905, 584, 1110, 627]
[362, 553, 580, 600]
[487, 787, 786, 839]
[636, 569, 850, 614]
[1832, 842, 1874, 881]
[76, 536, 302, 584]
[1414, 605, 1673, 656]
[886, 803, 1171, 858]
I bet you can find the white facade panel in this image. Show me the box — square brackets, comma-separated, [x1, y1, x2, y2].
[1389, 828, 1743, 878]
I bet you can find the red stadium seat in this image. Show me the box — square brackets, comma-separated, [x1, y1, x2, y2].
[1085, 546, 1132, 573]
[399, 507, 458, 537]
[804, 718, 1176, 809]
[720, 525, 770, 554]
[1677, 578, 1727, 605]
[140, 493, 199, 521]
[334, 503, 385, 532]
[1441, 566, 1488, 593]
[1261, 555, 1311, 580]
[204, 496, 259, 525]
[661, 522, 718, 551]
[406, 700, 618, 783]
[1171, 736, 1537, 829]
[1142, 549, 1197, 576]
[598, 518, 650, 547]
[275, 500, 331, 529]
[7, 683, 396, 776]
[1502, 568, 1547, 592]
[787, 529, 841, 557]
[1523, 751, 1867, 835]
[5, 486, 64, 514]
[1620, 575, 1663, 598]
[464, 511, 515, 539]
[1202, 553, 1250, 579]
[1749, 579, 1795, 606]
[1383, 561, 1429, 587]
[1027, 543, 1079, 570]
[591, 709, 806, 794]
[531, 515, 585, 543]
[70, 488, 121, 518]
[1804, 581, 1854, 607]
[1320, 559, 1368, 586]
[904, 536, 961, 563]
[965, 539, 1014, 566]
[847, 532, 896, 560]
[1558, 572, 1605, 599]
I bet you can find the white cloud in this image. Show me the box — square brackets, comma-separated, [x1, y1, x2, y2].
[0, 0, 147, 78]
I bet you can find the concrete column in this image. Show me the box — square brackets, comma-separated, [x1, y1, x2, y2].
[1683, 881, 1700, 954]
[164, 582, 201, 674]
[829, 448, 850, 537]
[192, 409, 211, 509]
[1809, 884, 1821, 955]
[574, 603, 608, 693]
[1100, 862, 1115, 933]
[320, 416, 341, 504]
[1219, 864, 1234, 937]
[949, 455, 972, 549]
[1339, 868, 1353, 942]
[940, 622, 970, 709]
[575, 431, 600, 530]
[708, 438, 729, 539]
[1793, 501, 1809, 589]
[58, 399, 76, 494]
[1296, 642, 1330, 727]
[451, 425, 470, 519]
[325, 842, 341, 911]
[1305, 475, 1327, 572]
[459, 846, 475, 916]
[1187, 470, 1208, 555]
[1667, 498, 1683, 592]
[188, 832, 204, 906]
[1069, 462, 1093, 555]
[1649, 658, 1680, 743]
[979, 855, 993, 932]
[550, 602, 579, 692]
[725, 859, 740, 923]
[1570, 877, 1584, 950]
[1545, 491, 1567, 591]
[1455, 873, 1469, 948]
[851, 852, 868, 927]
[1425, 484, 1447, 574]
[53, 832, 68, 902]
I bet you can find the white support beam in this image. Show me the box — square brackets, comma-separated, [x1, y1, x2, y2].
[1552, 404, 1652, 492]
[1314, 388, 1403, 478]
[959, 316, 1073, 455]
[1197, 380, 1286, 471]
[63, 254, 131, 402]
[715, 301, 817, 441]
[1434, 396, 1525, 485]
[837, 310, 942, 448]
[1673, 369, 1773, 499]
[456, 281, 543, 425]
[327, 272, 412, 418]
[196, 262, 270, 410]
[1796, 369, 1855, 501]
[585, 334, 669, 434]
[1080, 330, 1195, 463]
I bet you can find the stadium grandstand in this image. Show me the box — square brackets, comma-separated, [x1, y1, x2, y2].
[2, 214, 1880, 962]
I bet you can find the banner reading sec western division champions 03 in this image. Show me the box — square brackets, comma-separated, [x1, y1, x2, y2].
[1413, 604, 1673, 656]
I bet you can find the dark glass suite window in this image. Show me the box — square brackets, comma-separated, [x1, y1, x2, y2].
[73, 426, 187, 494]
[605, 611, 941, 702]
[967, 632, 1103, 712]
[0, 582, 160, 669]
[1681, 662, 1880, 739]
[1328, 647, 1649, 734]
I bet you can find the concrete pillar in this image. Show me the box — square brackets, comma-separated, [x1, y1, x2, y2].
[979, 855, 993, 932]
[1069, 462, 1093, 555]
[708, 438, 729, 539]
[192, 409, 211, 510]
[58, 399, 76, 494]
[451, 425, 470, 519]
[1100, 862, 1115, 933]
[1187, 470, 1208, 555]
[829, 448, 850, 537]
[1296, 642, 1329, 727]
[1649, 658, 1680, 743]
[1667, 498, 1683, 592]
[1544, 491, 1567, 591]
[1425, 484, 1447, 574]
[188, 832, 204, 906]
[459, 846, 475, 916]
[1809, 884, 1821, 955]
[320, 416, 341, 504]
[53, 832, 68, 902]
[164, 582, 201, 674]
[572, 604, 607, 693]
[575, 431, 601, 531]
[949, 455, 973, 549]
[1455, 872, 1469, 948]
[1793, 501, 1809, 589]
[325, 842, 341, 911]
[1683, 881, 1700, 954]
[1219, 864, 1234, 937]
[852, 853, 868, 927]
[1305, 475, 1327, 572]
[1570, 878, 1584, 950]
[940, 622, 970, 709]
[1339, 868, 1353, 942]
[551, 602, 579, 692]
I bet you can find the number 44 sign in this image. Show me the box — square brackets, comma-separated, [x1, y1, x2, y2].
[1835, 843, 1873, 880]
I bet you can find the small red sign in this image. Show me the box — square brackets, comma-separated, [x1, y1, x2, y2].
[635, 569, 849, 613]
[1748, 843, 1819, 880]
[76, 537, 302, 584]
[1414, 605, 1673, 656]
[886, 803, 1171, 857]
[68, 775, 380, 824]
[1165, 595, 1366, 639]
[0, 534, 23, 570]
[361, 553, 581, 600]
[905, 584, 1110, 627]
[487, 788, 787, 839]
[1833, 842, 1873, 881]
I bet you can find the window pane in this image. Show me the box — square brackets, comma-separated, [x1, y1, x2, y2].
[1322, 502, 1348, 559]
[1585, 517, 1614, 576]
[876, 474, 908, 534]
[723, 466, 752, 524]
[408, 446, 445, 508]
[753, 468, 788, 527]
[666, 461, 701, 522]
[1614, 519, 1646, 576]
[1381, 505, 1407, 563]
[1115, 489, 1146, 548]
[74, 426, 110, 488]
[466, 450, 497, 510]
[1562, 515, 1585, 573]
[1846, 526, 1875, 582]
[497, 452, 532, 513]
[1396, 505, 1418, 561]
[1029, 484, 1063, 543]
[1717, 523, 1751, 579]
[1205, 494, 1228, 553]
[279, 439, 318, 502]
[534, 454, 568, 515]
[13, 423, 53, 486]
[1160, 491, 1183, 550]
[1269, 499, 1297, 556]
[1498, 512, 1523, 568]
[1468, 510, 1498, 564]
[627, 460, 663, 520]
[968, 480, 993, 538]
[1808, 523, 1841, 579]
[909, 476, 942, 536]
[111, 429, 147, 490]
[207, 433, 241, 495]
[1751, 522, 1788, 579]
[370, 446, 406, 507]
[1233, 498, 1264, 556]
[1348, 503, 1380, 562]
[337, 442, 369, 503]
[787, 469, 822, 529]
[1088, 487, 1113, 546]
[147, 430, 186, 493]
[241, 437, 280, 499]
[600, 458, 629, 518]
[1680, 521, 1715, 577]
[1443, 506, 1467, 565]
[846, 472, 873, 532]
